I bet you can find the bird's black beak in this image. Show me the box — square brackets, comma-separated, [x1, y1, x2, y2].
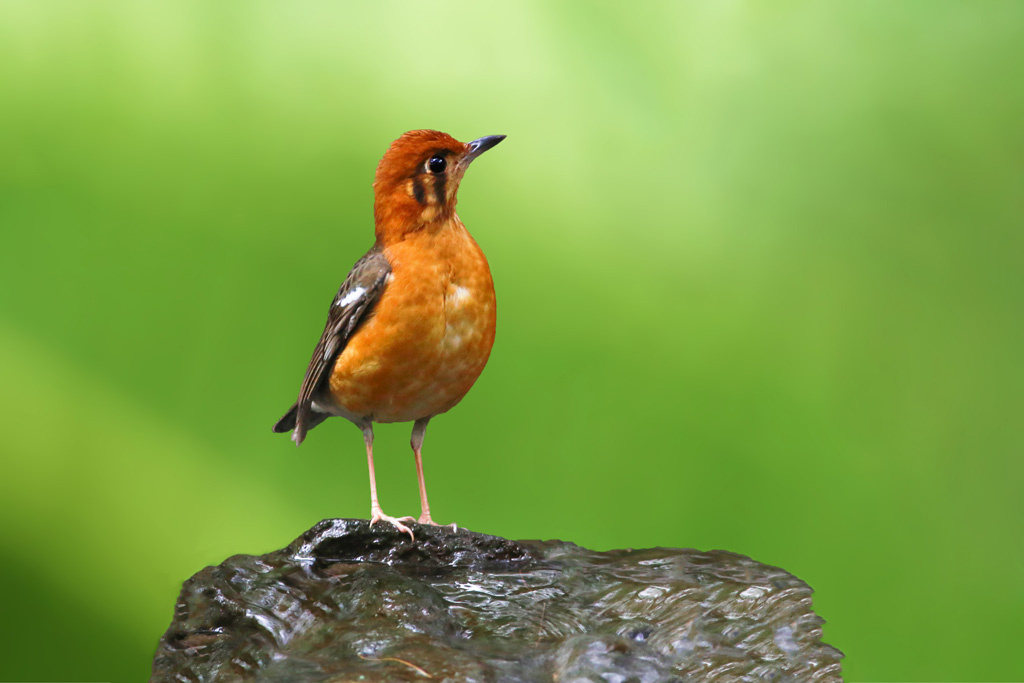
[465, 135, 506, 163]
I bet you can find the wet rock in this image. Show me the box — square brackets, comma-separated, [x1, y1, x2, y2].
[152, 519, 843, 682]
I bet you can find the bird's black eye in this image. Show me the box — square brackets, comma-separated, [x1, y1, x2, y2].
[427, 156, 447, 174]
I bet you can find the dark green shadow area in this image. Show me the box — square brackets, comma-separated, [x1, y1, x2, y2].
[0, 550, 148, 683]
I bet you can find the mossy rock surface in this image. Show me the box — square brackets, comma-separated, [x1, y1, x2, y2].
[152, 519, 843, 682]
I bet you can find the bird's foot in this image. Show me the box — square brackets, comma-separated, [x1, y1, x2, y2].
[369, 508, 415, 541]
[395, 512, 457, 533]
[414, 512, 457, 532]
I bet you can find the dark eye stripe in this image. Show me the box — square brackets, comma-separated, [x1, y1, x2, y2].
[412, 177, 426, 204]
[432, 173, 446, 205]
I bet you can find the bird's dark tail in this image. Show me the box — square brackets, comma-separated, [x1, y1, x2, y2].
[273, 402, 329, 445]
[273, 403, 299, 434]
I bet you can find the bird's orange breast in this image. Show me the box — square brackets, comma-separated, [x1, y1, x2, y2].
[327, 219, 496, 423]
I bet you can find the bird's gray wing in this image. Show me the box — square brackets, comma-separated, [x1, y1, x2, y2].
[273, 244, 391, 444]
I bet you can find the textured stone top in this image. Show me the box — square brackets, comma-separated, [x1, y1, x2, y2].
[152, 519, 843, 682]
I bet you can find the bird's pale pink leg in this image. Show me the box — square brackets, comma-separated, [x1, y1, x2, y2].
[407, 417, 456, 530]
[362, 423, 414, 540]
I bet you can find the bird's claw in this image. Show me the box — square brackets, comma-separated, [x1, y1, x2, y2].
[367, 510, 457, 539]
[369, 509, 415, 541]
[418, 514, 457, 532]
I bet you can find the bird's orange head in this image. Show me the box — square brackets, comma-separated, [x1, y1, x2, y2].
[372, 129, 505, 244]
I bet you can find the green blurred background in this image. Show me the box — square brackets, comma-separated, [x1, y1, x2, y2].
[1, 1, 1021, 680]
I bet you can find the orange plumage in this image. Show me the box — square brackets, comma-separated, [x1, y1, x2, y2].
[328, 225, 496, 422]
[273, 129, 505, 539]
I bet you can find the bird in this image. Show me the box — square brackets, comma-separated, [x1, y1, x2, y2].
[273, 129, 505, 540]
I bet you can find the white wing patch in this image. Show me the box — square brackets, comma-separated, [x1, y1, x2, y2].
[335, 286, 366, 308]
